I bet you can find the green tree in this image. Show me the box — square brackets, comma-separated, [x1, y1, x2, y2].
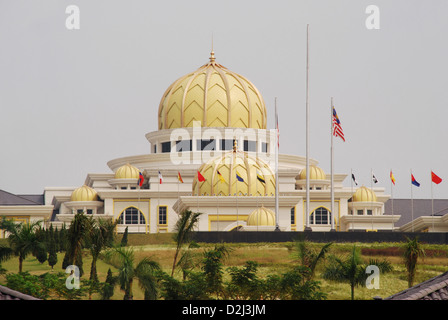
[226, 261, 263, 300]
[47, 238, 58, 269]
[86, 218, 118, 283]
[104, 246, 161, 300]
[171, 210, 201, 277]
[292, 238, 332, 280]
[280, 265, 327, 300]
[402, 236, 426, 288]
[0, 218, 44, 272]
[120, 226, 128, 247]
[62, 212, 93, 277]
[0, 244, 13, 274]
[101, 268, 117, 300]
[201, 244, 231, 299]
[322, 245, 392, 300]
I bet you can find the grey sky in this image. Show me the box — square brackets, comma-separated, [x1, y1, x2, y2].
[0, 0, 447, 199]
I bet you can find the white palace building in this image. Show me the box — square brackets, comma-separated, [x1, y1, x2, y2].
[7, 51, 448, 237]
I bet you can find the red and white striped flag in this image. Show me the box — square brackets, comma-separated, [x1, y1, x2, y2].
[158, 171, 163, 184]
[332, 107, 345, 142]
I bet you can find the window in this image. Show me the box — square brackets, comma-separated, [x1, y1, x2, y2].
[291, 207, 296, 225]
[86, 209, 93, 215]
[367, 209, 373, 216]
[161, 142, 171, 153]
[176, 140, 192, 152]
[153, 144, 157, 153]
[244, 140, 256, 152]
[310, 207, 331, 225]
[221, 139, 235, 150]
[261, 142, 268, 153]
[158, 206, 167, 225]
[197, 139, 216, 151]
[118, 207, 145, 225]
[357, 210, 364, 215]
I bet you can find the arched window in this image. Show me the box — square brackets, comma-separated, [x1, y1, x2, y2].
[310, 207, 331, 225]
[117, 207, 145, 225]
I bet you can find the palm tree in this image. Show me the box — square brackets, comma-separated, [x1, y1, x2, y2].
[0, 218, 44, 273]
[293, 238, 332, 279]
[104, 246, 161, 300]
[323, 245, 392, 300]
[62, 211, 93, 277]
[402, 236, 425, 288]
[171, 209, 201, 277]
[0, 245, 13, 274]
[86, 218, 118, 283]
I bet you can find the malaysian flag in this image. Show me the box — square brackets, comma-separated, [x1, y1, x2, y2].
[332, 107, 345, 142]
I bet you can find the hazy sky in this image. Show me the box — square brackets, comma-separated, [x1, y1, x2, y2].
[1, 0, 447, 199]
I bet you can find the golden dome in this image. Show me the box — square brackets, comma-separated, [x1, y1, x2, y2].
[352, 186, 377, 202]
[192, 146, 275, 196]
[70, 185, 98, 202]
[115, 163, 140, 180]
[299, 165, 326, 180]
[158, 52, 267, 130]
[247, 206, 276, 226]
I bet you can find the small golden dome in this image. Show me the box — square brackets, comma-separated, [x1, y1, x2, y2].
[299, 166, 326, 180]
[352, 186, 377, 202]
[247, 206, 276, 226]
[70, 185, 98, 202]
[115, 163, 140, 180]
[158, 52, 267, 130]
[192, 148, 275, 197]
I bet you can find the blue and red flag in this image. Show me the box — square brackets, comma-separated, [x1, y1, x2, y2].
[138, 172, 144, 186]
[411, 174, 420, 187]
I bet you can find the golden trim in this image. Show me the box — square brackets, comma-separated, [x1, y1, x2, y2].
[208, 214, 249, 231]
[302, 200, 341, 231]
[113, 198, 150, 233]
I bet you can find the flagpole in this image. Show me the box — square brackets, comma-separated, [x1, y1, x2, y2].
[330, 97, 335, 232]
[411, 169, 414, 232]
[431, 170, 434, 231]
[370, 168, 374, 231]
[391, 169, 394, 232]
[275, 98, 280, 231]
[351, 168, 354, 231]
[305, 24, 311, 232]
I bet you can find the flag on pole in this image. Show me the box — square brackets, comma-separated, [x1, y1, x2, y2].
[372, 172, 378, 184]
[138, 171, 144, 187]
[177, 172, 184, 183]
[390, 170, 396, 185]
[217, 170, 226, 183]
[197, 171, 205, 182]
[236, 171, 244, 182]
[257, 170, 266, 184]
[158, 171, 163, 184]
[411, 174, 420, 187]
[332, 107, 345, 142]
[352, 173, 358, 186]
[431, 171, 442, 184]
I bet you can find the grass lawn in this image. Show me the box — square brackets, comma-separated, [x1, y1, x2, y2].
[1, 234, 447, 300]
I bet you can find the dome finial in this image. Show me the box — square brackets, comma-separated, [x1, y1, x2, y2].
[209, 33, 216, 63]
[233, 139, 238, 152]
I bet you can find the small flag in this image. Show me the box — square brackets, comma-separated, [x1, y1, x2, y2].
[217, 170, 226, 183]
[138, 171, 144, 187]
[352, 173, 358, 186]
[257, 170, 266, 184]
[158, 171, 163, 184]
[431, 171, 442, 185]
[197, 171, 205, 182]
[411, 174, 420, 187]
[236, 171, 244, 182]
[390, 170, 396, 186]
[372, 173, 378, 184]
[177, 172, 184, 183]
[332, 107, 345, 142]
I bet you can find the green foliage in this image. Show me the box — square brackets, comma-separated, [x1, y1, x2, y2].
[101, 268, 116, 300]
[402, 236, 426, 288]
[120, 227, 128, 247]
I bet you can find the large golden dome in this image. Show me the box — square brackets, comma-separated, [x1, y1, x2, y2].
[115, 163, 140, 180]
[298, 165, 326, 180]
[247, 206, 276, 226]
[70, 185, 98, 202]
[352, 186, 377, 202]
[158, 52, 267, 130]
[192, 144, 275, 196]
